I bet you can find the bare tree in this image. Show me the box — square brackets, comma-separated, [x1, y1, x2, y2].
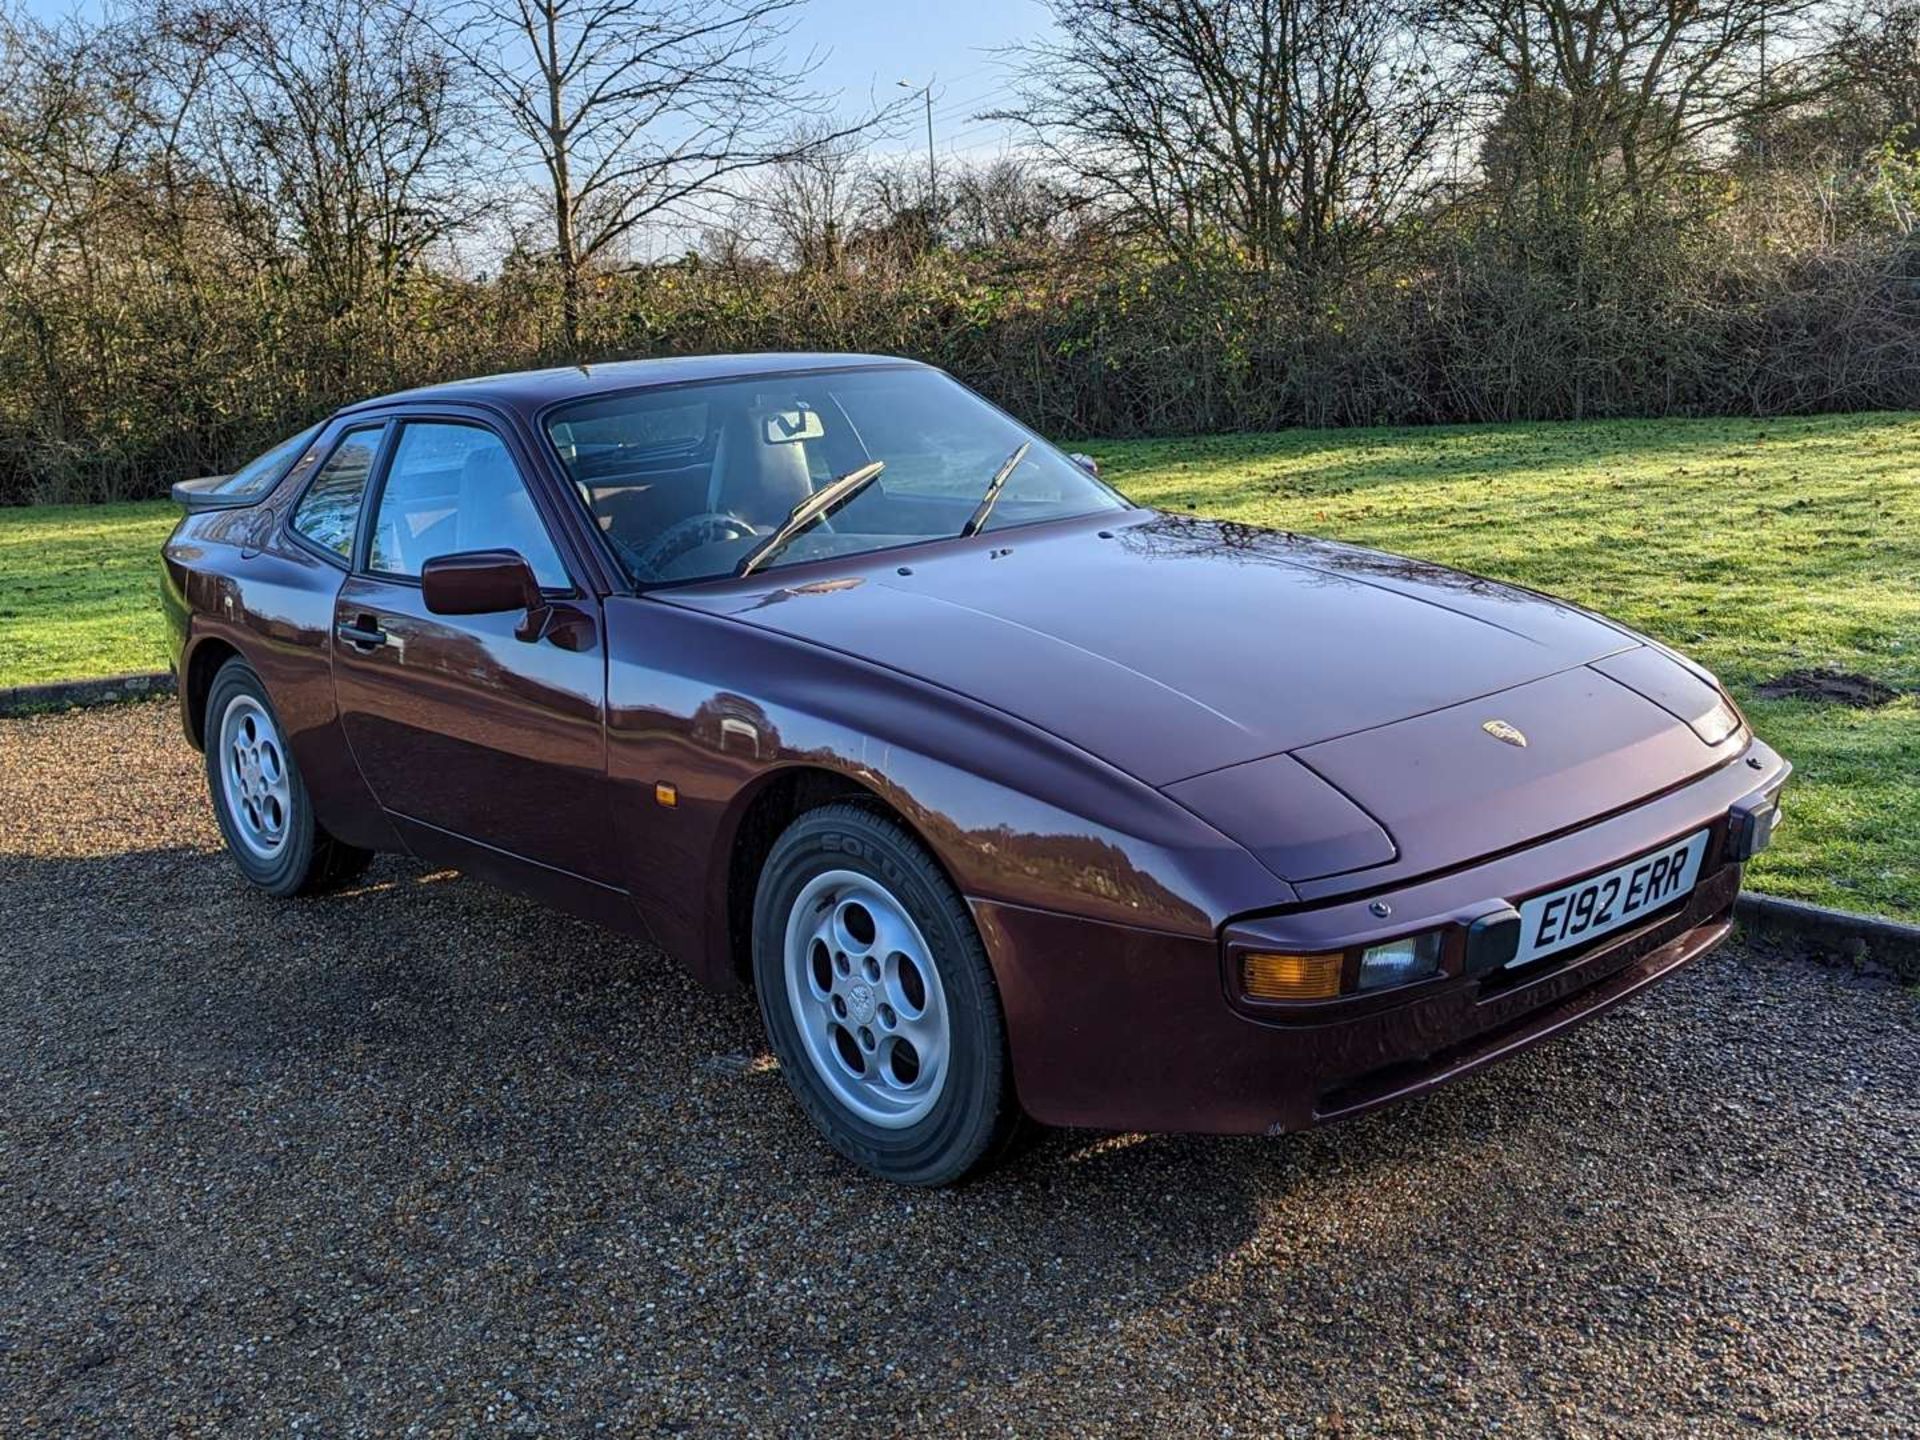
[945, 156, 1081, 252]
[0, 8, 128, 461]
[436, 0, 867, 347]
[1444, 0, 1823, 228]
[999, 0, 1449, 280]
[1832, 0, 1920, 142]
[851, 152, 942, 258]
[155, 0, 478, 322]
[756, 121, 862, 271]
[1764, 0, 1920, 162]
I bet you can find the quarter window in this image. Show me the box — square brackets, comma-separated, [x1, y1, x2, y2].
[206, 423, 323, 501]
[368, 423, 568, 588]
[290, 427, 382, 561]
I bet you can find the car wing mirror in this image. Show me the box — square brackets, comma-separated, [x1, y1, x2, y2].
[421, 549, 541, 618]
[1068, 452, 1100, 477]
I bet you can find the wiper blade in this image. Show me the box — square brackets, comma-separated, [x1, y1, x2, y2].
[961, 441, 1030, 538]
[735, 460, 886, 578]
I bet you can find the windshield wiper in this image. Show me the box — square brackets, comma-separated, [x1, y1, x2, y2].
[960, 441, 1030, 538]
[735, 460, 886, 578]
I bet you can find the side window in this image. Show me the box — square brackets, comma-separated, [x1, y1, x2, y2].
[290, 427, 382, 561]
[369, 423, 568, 589]
[207, 422, 323, 500]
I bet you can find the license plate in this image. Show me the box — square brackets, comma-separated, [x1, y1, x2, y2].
[1509, 830, 1710, 968]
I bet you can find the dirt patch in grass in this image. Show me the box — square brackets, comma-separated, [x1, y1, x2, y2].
[1754, 669, 1901, 707]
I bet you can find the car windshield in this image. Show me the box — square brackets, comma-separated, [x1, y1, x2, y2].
[203, 423, 323, 499]
[545, 366, 1128, 584]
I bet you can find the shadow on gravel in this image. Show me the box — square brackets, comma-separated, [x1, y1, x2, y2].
[4, 835, 1916, 1435]
[3, 843, 1280, 1427]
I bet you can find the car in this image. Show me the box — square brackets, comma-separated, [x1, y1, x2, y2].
[161, 353, 1790, 1185]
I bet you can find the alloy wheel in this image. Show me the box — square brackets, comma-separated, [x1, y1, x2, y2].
[218, 693, 291, 859]
[782, 868, 950, 1128]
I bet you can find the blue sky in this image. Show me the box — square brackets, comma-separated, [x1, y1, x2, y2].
[21, 0, 1058, 160]
[801, 0, 1054, 158]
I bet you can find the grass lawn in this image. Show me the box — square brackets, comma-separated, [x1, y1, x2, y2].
[2, 413, 1915, 920]
[1, 501, 177, 685]
[1089, 413, 1919, 922]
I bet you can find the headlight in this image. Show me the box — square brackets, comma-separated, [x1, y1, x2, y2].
[1356, 933, 1443, 991]
[1693, 694, 1743, 746]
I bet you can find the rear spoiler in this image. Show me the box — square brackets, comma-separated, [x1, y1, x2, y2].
[170, 475, 251, 512]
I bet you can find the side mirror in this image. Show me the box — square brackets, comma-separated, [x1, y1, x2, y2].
[1068, 452, 1100, 477]
[421, 549, 541, 618]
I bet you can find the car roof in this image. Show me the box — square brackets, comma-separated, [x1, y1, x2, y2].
[336, 353, 929, 418]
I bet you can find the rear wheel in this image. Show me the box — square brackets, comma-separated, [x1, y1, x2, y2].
[204, 658, 370, 896]
[753, 804, 1020, 1186]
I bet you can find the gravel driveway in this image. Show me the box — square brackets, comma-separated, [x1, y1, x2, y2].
[2, 701, 1915, 1437]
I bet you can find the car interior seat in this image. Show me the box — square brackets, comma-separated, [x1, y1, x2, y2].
[454, 442, 562, 585]
[708, 402, 814, 529]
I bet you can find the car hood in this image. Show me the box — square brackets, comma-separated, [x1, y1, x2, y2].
[665, 510, 1649, 789]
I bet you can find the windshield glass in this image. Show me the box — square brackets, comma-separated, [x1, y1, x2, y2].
[205, 423, 324, 498]
[545, 366, 1127, 584]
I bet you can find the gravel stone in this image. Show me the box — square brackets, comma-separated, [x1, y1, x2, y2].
[2, 700, 1916, 1436]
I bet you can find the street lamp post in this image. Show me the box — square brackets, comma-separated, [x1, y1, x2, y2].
[896, 78, 937, 229]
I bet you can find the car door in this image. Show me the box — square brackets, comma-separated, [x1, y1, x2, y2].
[264, 419, 399, 854]
[329, 411, 618, 889]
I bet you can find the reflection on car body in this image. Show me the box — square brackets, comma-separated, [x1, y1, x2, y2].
[162, 353, 1790, 1185]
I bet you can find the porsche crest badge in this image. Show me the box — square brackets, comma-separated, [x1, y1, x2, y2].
[1482, 719, 1528, 748]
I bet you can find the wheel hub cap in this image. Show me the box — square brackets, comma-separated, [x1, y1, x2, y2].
[845, 980, 876, 1027]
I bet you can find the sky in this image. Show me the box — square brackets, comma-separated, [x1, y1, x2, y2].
[17, 0, 1060, 263]
[20, 0, 1058, 162]
[797, 0, 1056, 162]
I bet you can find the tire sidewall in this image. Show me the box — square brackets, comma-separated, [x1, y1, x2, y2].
[753, 807, 1010, 1186]
[204, 660, 319, 897]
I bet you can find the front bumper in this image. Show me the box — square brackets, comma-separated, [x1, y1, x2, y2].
[974, 735, 1787, 1136]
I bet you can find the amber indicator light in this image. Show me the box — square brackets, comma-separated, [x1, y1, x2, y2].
[1241, 950, 1345, 1002]
[655, 782, 678, 808]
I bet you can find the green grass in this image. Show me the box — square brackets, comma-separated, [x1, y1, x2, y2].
[0, 501, 177, 686]
[2, 412, 1915, 919]
[1086, 413, 1920, 922]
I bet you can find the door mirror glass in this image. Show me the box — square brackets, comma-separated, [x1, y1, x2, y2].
[421, 549, 541, 616]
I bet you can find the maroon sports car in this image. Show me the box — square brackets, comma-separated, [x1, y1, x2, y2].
[162, 355, 1788, 1184]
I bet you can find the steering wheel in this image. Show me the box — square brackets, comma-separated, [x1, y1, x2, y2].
[631, 511, 762, 578]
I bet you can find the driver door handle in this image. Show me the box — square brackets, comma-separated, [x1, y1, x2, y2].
[336, 617, 390, 650]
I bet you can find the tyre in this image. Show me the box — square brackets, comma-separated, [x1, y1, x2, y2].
[753, 804, 1020, 1186]
[204, 657, 371, 897]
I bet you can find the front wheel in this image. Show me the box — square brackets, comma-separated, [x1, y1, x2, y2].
[204, 658, 371, 897]
[753, 804, 1020, 1186]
